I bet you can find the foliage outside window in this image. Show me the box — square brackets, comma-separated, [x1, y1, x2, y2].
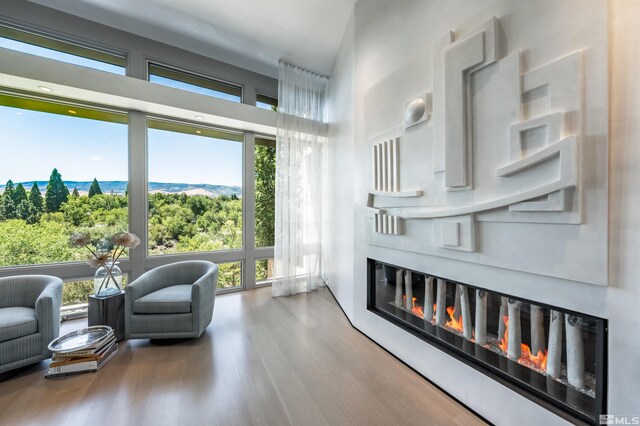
[0, 23, 126, 75]
[256, 258, 274, 283]
[0, 94, 128, 268]
[62, 275, 129, 308]
[218, 262, 242, 289]
[255, 137, 276, 248]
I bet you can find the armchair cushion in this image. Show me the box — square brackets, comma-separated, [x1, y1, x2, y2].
[133, 285, 192, 314]
[0, 307, 38, 343]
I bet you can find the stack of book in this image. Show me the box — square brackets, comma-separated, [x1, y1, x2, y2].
[46, 328, 118, 378]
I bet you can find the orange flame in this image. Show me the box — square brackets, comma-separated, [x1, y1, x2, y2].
[402, 295, 425, 319]
[498, 316, 509, 352]
[498, 315, 548, 370]
[445, 306, 464, 333]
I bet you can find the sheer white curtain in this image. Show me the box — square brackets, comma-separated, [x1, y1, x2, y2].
[272, 60, 328, 297]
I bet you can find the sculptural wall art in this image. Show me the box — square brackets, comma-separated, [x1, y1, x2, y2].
[364, 5, 608, 286]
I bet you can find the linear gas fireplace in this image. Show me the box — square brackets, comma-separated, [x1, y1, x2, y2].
[367, 259, 607, 424]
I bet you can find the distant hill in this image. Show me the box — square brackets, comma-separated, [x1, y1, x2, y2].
[0, 181, 242, 197]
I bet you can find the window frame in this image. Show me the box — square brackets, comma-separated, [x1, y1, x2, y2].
[256, 91, 278, 111]
[146, 60, 244, 103]
[0, 20, 127, 73]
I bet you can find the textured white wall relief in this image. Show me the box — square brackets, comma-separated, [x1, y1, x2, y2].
[363, 9, 608, 286]
[443, 17, 500, 189]
[372, 137, 399, 193]
[404, 92, 431, 128]
[433, 214, 475, 252]
[374, 211, 403, 235]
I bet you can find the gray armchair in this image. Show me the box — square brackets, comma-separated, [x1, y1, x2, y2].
[125, 260, 217, 339]
[0, 275, 63, 373]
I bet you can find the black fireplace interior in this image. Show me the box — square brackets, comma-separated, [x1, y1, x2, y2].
[367, 259, 607, 424]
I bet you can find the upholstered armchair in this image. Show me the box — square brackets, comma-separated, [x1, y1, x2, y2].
[0, 275, 63, 374]
[125, 260, 218, 339]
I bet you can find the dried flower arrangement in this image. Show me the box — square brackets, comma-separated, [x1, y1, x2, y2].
[70, 232, 141, 294]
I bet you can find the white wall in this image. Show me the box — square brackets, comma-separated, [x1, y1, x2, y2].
[327, 0, 640, 423]
[607, 0, 640, 416]
[326, 13, 356, 321]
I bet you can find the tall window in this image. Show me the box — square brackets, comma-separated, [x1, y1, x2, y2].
[148, 63, 242, 102]
[0, 93, 129, 268]
[147, 119, 243, 256]
[0, 24, 126, 75]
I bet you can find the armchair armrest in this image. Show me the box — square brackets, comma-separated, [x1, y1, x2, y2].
[191, 264, 218, 336]
[35, 278, 63, 352]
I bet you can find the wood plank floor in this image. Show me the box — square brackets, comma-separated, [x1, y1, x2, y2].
[0, 287, 485, 426]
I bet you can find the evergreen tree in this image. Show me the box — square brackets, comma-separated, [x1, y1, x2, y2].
[45, 168, 69, 213]
[13, 183, 27, 205]
[29, 183, 44, 213]
[2, 196, 15, 220]
[2, 180, 16, 219]
[72, 188, 80, 197]
[13, 184, 28, 220]
[88, 178, 102, 198]
[3, 180, 14, 201]
[15, 199, 30, 221]
[27, 183, 44, 224]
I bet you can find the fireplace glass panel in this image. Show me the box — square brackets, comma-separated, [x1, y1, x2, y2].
[368, 260, 606, 424]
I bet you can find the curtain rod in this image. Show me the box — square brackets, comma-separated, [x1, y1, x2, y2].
[278, 59, 329, 80]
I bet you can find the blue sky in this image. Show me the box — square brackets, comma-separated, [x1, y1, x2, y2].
[148, 128, 242, 186]
[0, 106, 243, 186]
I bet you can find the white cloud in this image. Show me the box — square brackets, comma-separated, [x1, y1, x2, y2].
[90, 156, 102, 161]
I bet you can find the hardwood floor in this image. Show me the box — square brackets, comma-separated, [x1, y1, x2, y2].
[0, 287, 485, 426]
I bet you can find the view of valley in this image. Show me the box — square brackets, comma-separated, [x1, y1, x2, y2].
[0, 156, 274, 305]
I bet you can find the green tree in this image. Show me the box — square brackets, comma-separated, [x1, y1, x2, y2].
[12, 183, 27, 205]
[12, 184, 29, 220]
[255, 144, 276, 247]
[88, 178, 102, 197]
[2, 180, 16, 220]
[71, 188, 80, 197]
[29, 183, 44, 213]
[45, 168, 69, 213]
[27, 183, 44, 224]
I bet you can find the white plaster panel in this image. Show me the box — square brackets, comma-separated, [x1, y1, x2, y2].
[434, 214, 475, 252]
[433, 31, 455, 173]
[361, 3, 605, 286]
[443, 31, 485, 188]
[508, 112, 565, 162]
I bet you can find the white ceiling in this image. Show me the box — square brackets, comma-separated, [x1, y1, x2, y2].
[29, 0, 356, 78]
